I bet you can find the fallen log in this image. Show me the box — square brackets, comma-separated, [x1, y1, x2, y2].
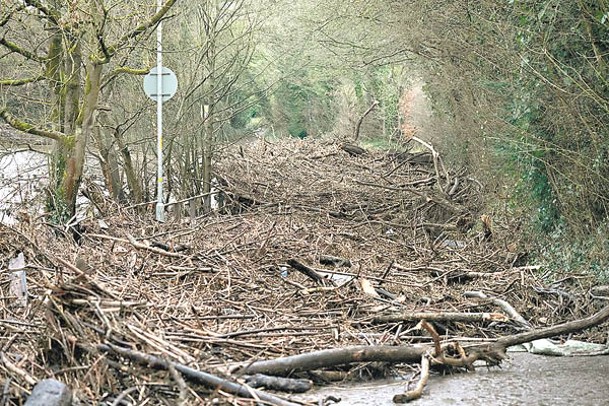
[94, 343, 300, 406]
[494, 303, 609, 348]
[411, 306, 609, 370]
[233, 345, 428, 376]
[392, 353, 430, 404]
[394, 321, 458, 403]
[341, 143, 367, 156]
[394, 306, 609, 402]
[234, 304, 609, 383]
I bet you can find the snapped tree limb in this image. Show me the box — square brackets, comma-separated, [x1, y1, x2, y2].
[95, 343, 300, 406]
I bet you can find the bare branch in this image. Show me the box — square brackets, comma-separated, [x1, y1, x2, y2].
[23, 0, 60, 24]
[0, 74, 45, 86]
[0, 38, 45, 62]
[101, 0, 178, 63]
[0, 108, 68, 141]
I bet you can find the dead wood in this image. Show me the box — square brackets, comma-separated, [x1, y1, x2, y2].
[353, 100, 378, 141]
[493, 303, 609, 348]
[233, 345, 427, 376]
[287, 259, 328, 286]
[464, 291, 531, 329]
[126, 234, 187, 258]
[591, 285, 609, 296]
[86, 233, 186, 258]
[2, 138, 605, 405]
[244, 374, 313, 393]
[341, 143, 367, 156]
[0, 353, 36, 385]
[393, 321, 486, 403]
[95, 343, 300, 406]
[150, 241, 191, 253]
[393, 353, 431, 403]
[371, 311, 509, 324]
[411, 136, 451, 192]
[234, 306, 609, 388]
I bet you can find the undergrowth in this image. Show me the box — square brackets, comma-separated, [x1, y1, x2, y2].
[533, 222, 609, 283]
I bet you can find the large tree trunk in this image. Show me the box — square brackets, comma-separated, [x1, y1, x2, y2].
[47, 34, 84, 222]
[48, 61, 102, 222]
[1, 0, 179, 222]
[48, 139, 76, 223]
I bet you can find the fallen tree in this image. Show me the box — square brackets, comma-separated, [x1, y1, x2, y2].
[231, 304, 609, 403]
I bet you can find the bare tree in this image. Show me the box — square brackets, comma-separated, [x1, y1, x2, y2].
[0, 0, 177, 221]
[169, 0, 264, 212]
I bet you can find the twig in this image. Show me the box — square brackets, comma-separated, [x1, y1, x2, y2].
[110, 386, 138, 406]
[411, 136, 451, 192]
[126, 234, 188, 258]
[353, 100, 379, 141]
[464, 291, 531, 329]
[371, 311, 509, 323]
[87, 233, 186, 258]
[0, 352, 36, 385]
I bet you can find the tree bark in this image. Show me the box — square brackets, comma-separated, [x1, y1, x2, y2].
[95, 127, 125, 202]
[115, 129, 144, 204]
[353, 100, 378, 141]
[233, 345, 427, 376]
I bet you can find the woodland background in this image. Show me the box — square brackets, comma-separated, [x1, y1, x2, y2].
[1, 0, 609, 281]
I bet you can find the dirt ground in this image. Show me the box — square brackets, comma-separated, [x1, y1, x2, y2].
[0, 137, 606, 405]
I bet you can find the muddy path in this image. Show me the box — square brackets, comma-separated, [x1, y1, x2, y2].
[307, 352, 609, 406]
[0, 138, 606, 405]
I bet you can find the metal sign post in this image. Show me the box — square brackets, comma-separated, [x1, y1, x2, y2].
[155, 0, 164, 222]
[142, 0, 178, 222]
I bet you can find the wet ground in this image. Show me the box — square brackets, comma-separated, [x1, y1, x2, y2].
[307, 352, 609, 405]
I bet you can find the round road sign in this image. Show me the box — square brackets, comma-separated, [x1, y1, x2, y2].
[143, 66, 178, 102]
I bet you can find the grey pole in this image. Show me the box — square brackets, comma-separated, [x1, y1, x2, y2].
[155, 0, 165, 222]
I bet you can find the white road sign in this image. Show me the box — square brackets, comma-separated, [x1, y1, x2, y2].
[143, 67, 178, 102]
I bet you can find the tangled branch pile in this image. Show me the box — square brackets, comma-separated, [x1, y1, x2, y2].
[1, 138, 605, 405]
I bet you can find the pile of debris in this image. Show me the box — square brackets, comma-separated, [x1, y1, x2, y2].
[1, 138, 606, 405]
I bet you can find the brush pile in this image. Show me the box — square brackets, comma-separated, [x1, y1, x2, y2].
[0, 138, 604, 405]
